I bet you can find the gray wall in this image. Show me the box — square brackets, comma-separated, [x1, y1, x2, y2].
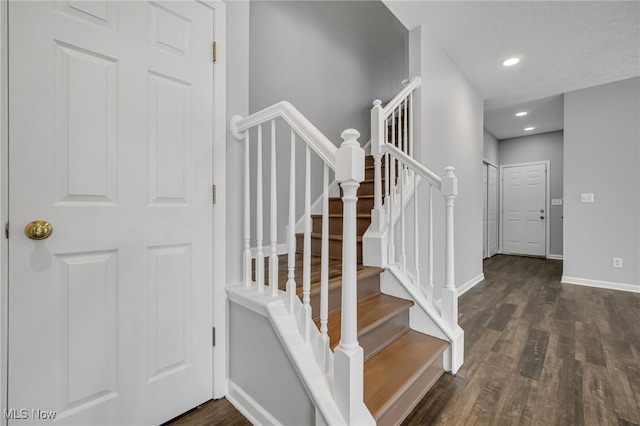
[499, 131, 564, 257]
[483, 128, 499, 165]
[564, 77, 640, 289]
[250, 1, 408, 144]
[410, 27, 485, 291]
[248, 0, 409, 243]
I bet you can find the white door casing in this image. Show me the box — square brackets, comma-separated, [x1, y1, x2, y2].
[482, 163, 488, 259]
[488, 164, 498, 257]
[6, 1, 221, 424]
[501, 162, 548, 257]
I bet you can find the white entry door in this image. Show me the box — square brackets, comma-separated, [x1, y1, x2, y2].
[8, 2, 214, 425]
[501, 163, 547, 257]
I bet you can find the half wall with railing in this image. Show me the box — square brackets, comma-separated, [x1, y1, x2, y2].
[364, 76, 464, 372]
[229, 102, 374, 425]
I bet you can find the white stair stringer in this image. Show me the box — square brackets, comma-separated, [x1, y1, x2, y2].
[266, 299, 349, 426]
[226, 285, 378, 426]
[379, 266, 464, 373]
[227, 283, 348, 425]
[268, 298, 376, 426]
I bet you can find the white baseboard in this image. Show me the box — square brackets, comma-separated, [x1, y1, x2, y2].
[561, 276, 640, 294]
[226, 380, 281, 426]
[458, 273, 485, 296]
[548, 254, 563, 260]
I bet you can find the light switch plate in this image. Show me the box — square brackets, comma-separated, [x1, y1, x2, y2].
[552, 199, 563, 206]
[580, 193, 594, 203]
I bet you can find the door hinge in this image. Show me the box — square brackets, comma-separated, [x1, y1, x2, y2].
[4, 222, 8, 239]
[212, 42, 217, 62]
[212, 184, 216, 204]
[212, 327, 216, 347]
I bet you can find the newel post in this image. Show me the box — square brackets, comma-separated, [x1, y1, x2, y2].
[334, 128, 367, 424]
[370, 100, 386, 231]
[441, 166, 458, 330]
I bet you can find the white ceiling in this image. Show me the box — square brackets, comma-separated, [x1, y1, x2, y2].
[383, 0, 640, 140]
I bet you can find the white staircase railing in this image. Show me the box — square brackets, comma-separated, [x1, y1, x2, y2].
[366, 77, 462, 370]
[230, 102, 373, 424]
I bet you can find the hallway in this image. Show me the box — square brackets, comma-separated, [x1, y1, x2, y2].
[168, 255, 640, 425]
[404, 255, 640, 425]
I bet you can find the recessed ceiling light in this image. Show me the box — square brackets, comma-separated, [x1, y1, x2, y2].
[524, 127, 535, 131]
[503, 57, 520, 67]
[515, 111, 528, 117]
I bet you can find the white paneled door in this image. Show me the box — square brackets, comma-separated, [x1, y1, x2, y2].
[8, 2, 214, 424]
[502, 163, 547, 257]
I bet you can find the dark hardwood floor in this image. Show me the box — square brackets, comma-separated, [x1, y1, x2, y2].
[168, 255, 640, 425]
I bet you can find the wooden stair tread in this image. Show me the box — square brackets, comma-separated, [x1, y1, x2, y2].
[310, 213, 372, 219]
[300, 264, 383, 297]
[305, 232, 363, 242]
[364, 331, 448, 420]
[330, 194, 375, 200]
[320, 294, 413, 349]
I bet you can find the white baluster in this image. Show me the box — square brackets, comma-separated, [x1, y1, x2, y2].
[389, 111, 398, 197]
[385, 151, 390, 219]
[413, 171, 420, 288]
[389, 161, 396, 265]
[256, 125, 265, 292]
[441, 167, 458, 330]
[383, 114, 390, 218]
[399, 103, 404, 155]
[409, 92, 414, 158]
[244, 130, 251, 287]
[319, 162, 330, 372]
[334, 129, 365, 424]
[390, 109, 397, 239]
[287, 130, 297, 314]
[403, 99, 409, 157]
[427, 183, 434, 300]
[301, 145, 312, 341]
[400, 162, 406, 273]
[269, 120, 279, 297]
[403, 100, 410, 183]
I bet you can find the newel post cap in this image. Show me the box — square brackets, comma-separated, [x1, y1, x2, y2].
[442, 166, 458, 197]
[336, 129, 364, 183]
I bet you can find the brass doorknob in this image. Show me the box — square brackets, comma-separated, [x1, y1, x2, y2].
[24, 221, 53, 240]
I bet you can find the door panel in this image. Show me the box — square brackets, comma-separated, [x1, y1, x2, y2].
[8, 2, 214, 424]
[502, 164, 546, 257]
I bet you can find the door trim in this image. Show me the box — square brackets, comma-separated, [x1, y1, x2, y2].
[0, 1, 228, 416]
[483, 161, 499, 258]
[200, 0, 228, 400]
[499, 161, 550, 259]
[1, 0, 8, 420]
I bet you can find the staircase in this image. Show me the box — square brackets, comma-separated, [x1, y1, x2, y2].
[229, 80, 462, 425]
[295, 154, 449, 425]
